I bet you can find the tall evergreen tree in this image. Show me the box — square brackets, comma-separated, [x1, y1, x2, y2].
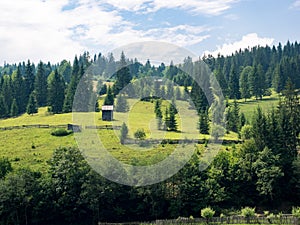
[10, 98, 18, 117]
[0, 95, 8, 118]
[24, 60, 35, 101]
[26, 92, 38, 115]
[48, 70, 65, 114]
[115, 94, 128, 112]
[199, 110, 210, 134]
[113, 52, 131, 96]
[239, 66, 252, 101]
[228, 64, 240, 99]
[63, 57, 80, 113]
[34, 62, 48, 107]
[103, 86, 114, 105]
[12, 66, 26, 113]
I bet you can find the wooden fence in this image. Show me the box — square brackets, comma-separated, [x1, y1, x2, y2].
[99, 215, 299, 225]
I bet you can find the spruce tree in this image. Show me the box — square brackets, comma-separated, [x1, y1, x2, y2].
[10, 98, 19, 117]
[120, 122, 128, 144]
[63, 57, 80, 112]
[0, 95, 8, 118]
[115, 94, 128, 112]
[199, 110, 210, 134]
[168, 104, 177, 131]
[154, 100, 163, 130]
[26, 92, 38, 115]
[24, 60, 35, 102]
[113, 51, 131, 96]
[240, 66, 252, 101]
[48, 70, 65, 114]
[34, 62, 48, 107]
[12, 66, 26, 113]
[103, 86, 114, 105]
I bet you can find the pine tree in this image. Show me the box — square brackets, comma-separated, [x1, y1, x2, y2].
[26, 92, 38, 115]
[34, 62, 48, 107]
[24, 60, 35, 102]
[113, 52, 131, 96]
[12, 66, 26, 113]
[103, 86, 114, 105]
[190, 81, 208, 113]
[154, 100, 163, 130]
[115, 94, 128, 112]
[10, 98, 19, 117]
[0, 95, 8, 118]
[63, 57, 80, 112]
[48, 70, 65, 114]
[228, 64, 241, 99]
[175, 86, 182, 100]
[1, 76, 13, 112]
[240, 66, 252, 101]
[168, 104, 177, 131]
[199, 110, 209, 134]
[120, 122, 128, 144]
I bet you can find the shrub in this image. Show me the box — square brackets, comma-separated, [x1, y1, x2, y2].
[201, 207, 215, 219]
[241, 207, 255, 218]
[292, 207, 300, 218]
[51, 128, 72, 137]
[240, 125, 252, 140]
[134, 128, 146, 140]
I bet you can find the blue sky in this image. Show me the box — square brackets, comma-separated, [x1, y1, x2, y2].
[0, 0, 299, 65]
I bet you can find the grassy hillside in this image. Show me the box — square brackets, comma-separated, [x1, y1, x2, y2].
[236, 93, 280, 122]
[0, 94, 280, 171]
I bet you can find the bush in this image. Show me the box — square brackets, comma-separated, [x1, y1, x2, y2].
[240, 125, 252, 140]
[134, 128, 146, 140]
[241, 207, 256, 218]
[51, 128, 72, 137]
[292, 207, 300, 218]
[201, 207, 215, 219]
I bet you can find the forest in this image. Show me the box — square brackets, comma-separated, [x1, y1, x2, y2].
[0, 41, 300, 225]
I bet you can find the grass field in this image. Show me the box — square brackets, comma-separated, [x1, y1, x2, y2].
[0, 94, 280, 171]
[236, 93, 280, 122]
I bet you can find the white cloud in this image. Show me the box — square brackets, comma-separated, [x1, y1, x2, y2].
[99, 0, 238, 16]
[290, 0, 300, 9]
[205, 33, 274, 57]
[0, 0, 211, 65]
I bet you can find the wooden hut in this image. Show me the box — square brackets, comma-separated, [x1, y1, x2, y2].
[102, 105, 114, 121]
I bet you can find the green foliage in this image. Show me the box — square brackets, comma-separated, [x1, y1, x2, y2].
[26, 92, 38, 115]
[292, 207, 300, 218]
[115, 94, 129, 112]
[34, 62, 48, 107]
[0, 158, 12, 179]
[113, 51, 132, 96]
[48, 69, 65, 114]
[211, 124, 225, 141]
[10, 98, 19, 117]
[120, 122, 128, 144]
[240, 125, 252, 140]
[199, 110, 209, 134]
[51, 128, 73, 137]
[103, 86, 114, 105]
[134, 128, 146, 140]
[241, 207, 255, 218]
[201, 207, 215, 218]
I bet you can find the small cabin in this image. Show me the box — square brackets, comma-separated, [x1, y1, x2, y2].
[102, 105, 114, 121]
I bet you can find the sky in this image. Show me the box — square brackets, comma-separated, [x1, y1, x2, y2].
[0, 0, 299, 65]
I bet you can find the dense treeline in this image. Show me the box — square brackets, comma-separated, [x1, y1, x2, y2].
[1, 41, 300, 119]
[203, 41, 300, 99]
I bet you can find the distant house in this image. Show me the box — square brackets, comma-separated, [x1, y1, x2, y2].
[102, 105, 114, 121]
